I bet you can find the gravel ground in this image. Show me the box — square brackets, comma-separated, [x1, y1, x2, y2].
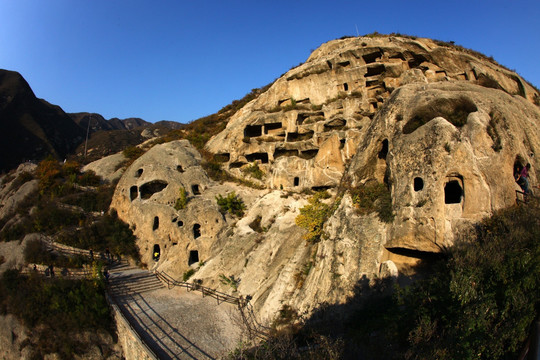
[110, 268, 243, 359]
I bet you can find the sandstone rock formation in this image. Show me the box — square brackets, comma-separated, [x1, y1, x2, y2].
[111, 35, 540, 323]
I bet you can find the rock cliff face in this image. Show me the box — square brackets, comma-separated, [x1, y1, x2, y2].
[111, 35, 540, 323]
[0, 69, 86, 171]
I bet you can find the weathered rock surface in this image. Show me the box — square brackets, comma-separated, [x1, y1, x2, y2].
[206, 36, 539, 191]
[82, 152, 126, 183]
[111, 35, 540, 324]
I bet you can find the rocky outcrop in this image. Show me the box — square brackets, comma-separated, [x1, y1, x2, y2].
[348, 81, 540, 255]
[112, 35, 540, 324]
[110, 140, 268, 273]
[82, 152, 127, 183]
[206, 36, 539, 191]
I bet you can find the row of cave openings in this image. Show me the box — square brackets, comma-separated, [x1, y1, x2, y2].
[243, 116, 347, 141]
[413, 175, 464, 204]
[379, 138, 464, 205]
[152, 215, 202, 239]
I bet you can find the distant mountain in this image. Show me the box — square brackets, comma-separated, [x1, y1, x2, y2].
[68, 114, 185, 163]
[108, 117, 150, 130]
[69, 113, 152, 133]
[0, 69, 86, 172]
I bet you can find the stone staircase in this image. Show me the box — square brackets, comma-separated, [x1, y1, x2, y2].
[108, 262, 165, 297]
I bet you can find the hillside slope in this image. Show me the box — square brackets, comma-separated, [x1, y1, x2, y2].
[0, 69, 86, 172]
[111, 35, 540, 324]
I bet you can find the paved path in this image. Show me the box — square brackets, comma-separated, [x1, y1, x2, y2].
[108, 263, 242, 360]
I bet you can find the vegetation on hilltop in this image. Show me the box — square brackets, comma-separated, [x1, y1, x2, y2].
[151, 84, 273, 151]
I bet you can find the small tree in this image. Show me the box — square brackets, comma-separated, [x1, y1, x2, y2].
[174, 187, 188, 210]
[295, 190, 332, 243]
[216, 192, 246, 217]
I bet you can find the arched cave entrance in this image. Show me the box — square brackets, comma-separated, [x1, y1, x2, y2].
[152, 244, 160, 261]
[445, 179, 463, 204]
[188, 250, 199, 266]
[378, 139, 389, 160]
[414, 177, 424, 192]
[191, 184, 201, 195]
[193, 224, 201, 239]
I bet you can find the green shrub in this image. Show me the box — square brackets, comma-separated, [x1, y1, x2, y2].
[351, 182, 394, 223]
[219, 274, 239, 291]
[174, 187, 188, 210]
[242, 162, 265, 180]
[402, 200, 540, 359]
[24, 239, 88, 268]
[32, 201, 83, 234]
[62, 184, 115, 213]
[0, 270, 112, 359]
[76, 170, 101, 187]
[122, 146, 145, 161]
[57, 210, 139, 261]
[216, 192, 246, 217]
[350, 200, 540, 360]
[183, 268, 195, 281]
[11, 171, 34, 189]
[295, 191, 332, 243]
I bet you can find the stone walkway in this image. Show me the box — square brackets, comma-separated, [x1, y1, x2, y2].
[108, 263, 242, 360]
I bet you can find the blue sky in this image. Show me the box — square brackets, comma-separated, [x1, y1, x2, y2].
[1, 0, 539, 124]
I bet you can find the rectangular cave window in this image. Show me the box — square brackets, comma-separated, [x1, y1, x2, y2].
[191, 184, 201, 195]
[300, 149, 319, 160]
[188, 250, 199, 266]
[445, 180, 463, 204]
[378, 139, 389, 160]
[245, 152, 269, 164]
[294, 177, 300, 186]
[296, 113, 308, 125]
[244, 125, 263, 138]
[287, 131, 314, 142]
[362, 51, 382, 64]
[274, 148, 299, 159]
[365, 64, 385, 77]
[343, 83, 349, 91]
[264, 122, 282, 134]
[153, 216, 159, 230]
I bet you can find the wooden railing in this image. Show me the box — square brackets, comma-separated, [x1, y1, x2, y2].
[154, 270, 245, 306]
[154, 270, 270, 340]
